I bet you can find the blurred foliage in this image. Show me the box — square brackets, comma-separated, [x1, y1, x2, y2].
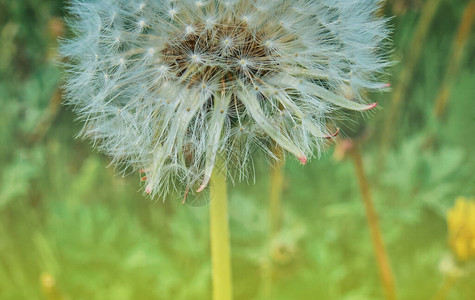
[0, 0, 474, 299]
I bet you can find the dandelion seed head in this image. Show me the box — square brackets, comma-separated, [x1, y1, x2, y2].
[61, 0, 391, 200]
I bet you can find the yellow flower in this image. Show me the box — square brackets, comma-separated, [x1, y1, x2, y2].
[447, 196, 475, 261]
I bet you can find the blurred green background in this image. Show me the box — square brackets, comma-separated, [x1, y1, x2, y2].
[0, 0, 474, 299]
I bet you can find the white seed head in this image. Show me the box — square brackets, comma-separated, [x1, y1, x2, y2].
[61, 0, 390, 200]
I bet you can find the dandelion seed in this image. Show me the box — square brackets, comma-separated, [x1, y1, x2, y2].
[61, 0, 390, 199]
[185, 25, 195, 35]
[169, 9, 177, 18]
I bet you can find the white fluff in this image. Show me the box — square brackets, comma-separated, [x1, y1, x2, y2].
[61, 0, 390, 200]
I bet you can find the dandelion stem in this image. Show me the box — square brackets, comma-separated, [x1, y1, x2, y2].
[434, 1, 475, 119]
[210, 164, 233, 300]
[262, 147, 285, 298]
[380, 0, 442, 161]
[269, 148, 284, 237]
[28, 87, 62, 145]
[350, 146, 397, 300]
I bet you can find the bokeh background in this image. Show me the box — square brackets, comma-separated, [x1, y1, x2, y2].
[1, 0, 474, 299]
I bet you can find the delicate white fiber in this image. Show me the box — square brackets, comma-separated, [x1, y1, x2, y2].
[61, 0, 390, 199]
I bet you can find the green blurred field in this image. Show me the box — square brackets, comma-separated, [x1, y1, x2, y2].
[0, 0, 474, 299]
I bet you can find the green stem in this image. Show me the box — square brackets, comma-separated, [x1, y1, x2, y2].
[210, 166, 233, 300]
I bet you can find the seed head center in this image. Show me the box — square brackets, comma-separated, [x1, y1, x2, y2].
[161, 22, 279, 87]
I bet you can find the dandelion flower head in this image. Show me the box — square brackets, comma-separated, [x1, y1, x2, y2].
[61, 0, 390, 199]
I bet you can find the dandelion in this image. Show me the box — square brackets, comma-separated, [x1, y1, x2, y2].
[447, 196, 475, 262]
[61, 0, 390, 200]
[433, 196, 475, 300]
[61, 1, 390, 299]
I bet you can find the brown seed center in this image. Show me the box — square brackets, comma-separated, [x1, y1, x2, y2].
[161, 21, 279, 88]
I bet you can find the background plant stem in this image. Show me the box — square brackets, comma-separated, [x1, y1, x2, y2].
[434, 1, 475, 119]
[210, 166, 233, 300]
[350, 146, 397, 300]
[431, 275, 456, 300]
[261, 147, 285, 298]
[380, 0, 442, 162]
[269, 148, 284, 237]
